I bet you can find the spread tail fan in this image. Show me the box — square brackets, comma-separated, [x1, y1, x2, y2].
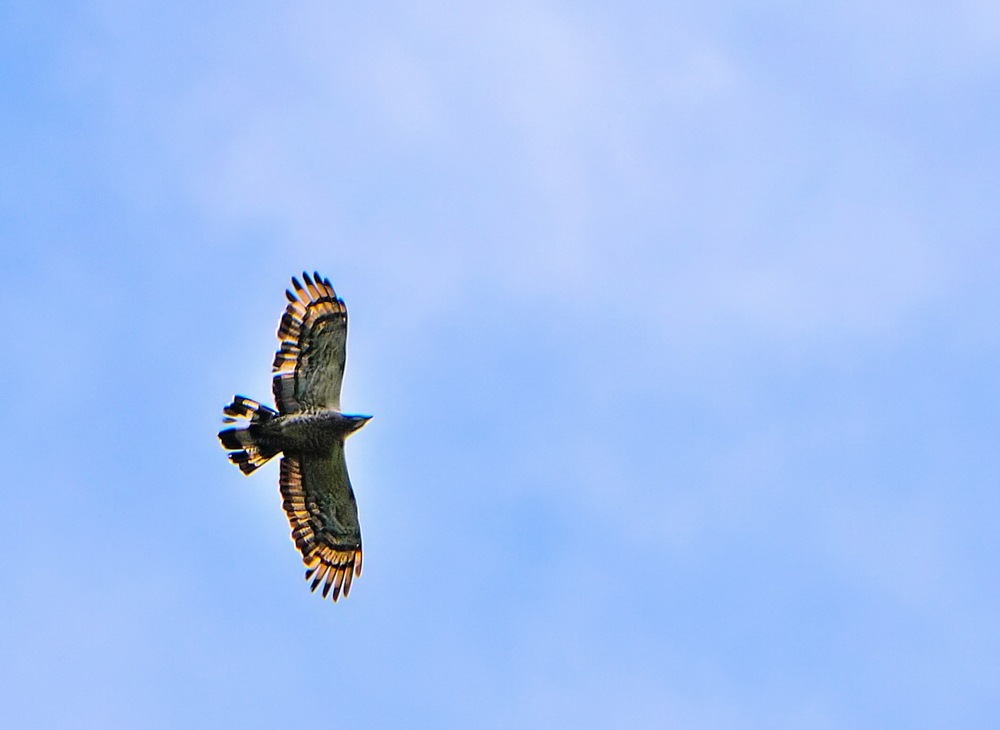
[218, 396, 280, 474]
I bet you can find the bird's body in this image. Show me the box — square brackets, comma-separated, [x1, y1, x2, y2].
[246, 410, 370, 456]
[218, 272, 370, 602]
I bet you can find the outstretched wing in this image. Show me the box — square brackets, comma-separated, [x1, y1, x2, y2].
[279, 449, 363, 602]
[272, 271, 348, 414]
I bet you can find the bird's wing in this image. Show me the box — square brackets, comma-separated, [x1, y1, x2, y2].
[279, 447, 363, 602]
[272, 271, 348, 413]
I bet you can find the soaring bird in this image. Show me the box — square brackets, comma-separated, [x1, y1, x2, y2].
[218, 272, 371, 602]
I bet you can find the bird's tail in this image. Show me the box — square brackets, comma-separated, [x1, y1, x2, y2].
[218, 396, 280, 474]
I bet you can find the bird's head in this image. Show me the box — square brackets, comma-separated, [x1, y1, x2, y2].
[345, 414, 372, 435]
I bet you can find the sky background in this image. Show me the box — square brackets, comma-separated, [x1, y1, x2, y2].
[2, 1, 999, 727]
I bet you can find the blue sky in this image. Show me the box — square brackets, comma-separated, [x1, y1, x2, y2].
[2, 2, 999, 727]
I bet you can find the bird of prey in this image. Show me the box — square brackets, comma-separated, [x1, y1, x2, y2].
[218, 272, 371, 602]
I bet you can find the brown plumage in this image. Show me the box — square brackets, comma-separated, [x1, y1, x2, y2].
[218, 272, 371, 602]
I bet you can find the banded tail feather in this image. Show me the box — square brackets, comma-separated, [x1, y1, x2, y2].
[218, 396, 280, 474]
